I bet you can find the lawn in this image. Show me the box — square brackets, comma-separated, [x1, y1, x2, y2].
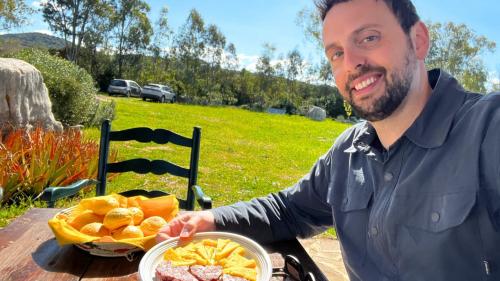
[1, 95, 351, 229]
[97, 96, 351, 205]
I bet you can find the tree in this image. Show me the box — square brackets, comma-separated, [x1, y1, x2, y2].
[286, 49, 304, 84]
[426, 22, 496, 93]
[219, 42, 239, 105]
[112, 0, 152, 77]
[78, 1, 115, 89]
[150, 6, 172, 63]
[223, 43, 239, 71]
[173, 9, 206, 98]
[0, 0, 32, 30]
[42, 0, 108, 62]
[296, 7, 334, 86]
[296, 7, 322, 50]
[256, 43, 276, 86]
[204, 24, 226, 95]
[144, 6, 173, 83]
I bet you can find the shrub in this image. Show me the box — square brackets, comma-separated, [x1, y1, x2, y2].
[88, 98, 116, 128]
[11, 49, 114, 127]
[0, 127, 117, 204]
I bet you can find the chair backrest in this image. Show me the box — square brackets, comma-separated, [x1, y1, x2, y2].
[96, 119, 201, 210]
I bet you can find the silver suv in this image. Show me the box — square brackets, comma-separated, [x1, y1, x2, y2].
[107, 79, 142, 97]
[141, 84, 176, 103]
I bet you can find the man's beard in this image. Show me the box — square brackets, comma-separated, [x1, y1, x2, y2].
[344, 48, 416, 122]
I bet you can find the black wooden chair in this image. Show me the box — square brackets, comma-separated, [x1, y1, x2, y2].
[40, 119, 212, 210]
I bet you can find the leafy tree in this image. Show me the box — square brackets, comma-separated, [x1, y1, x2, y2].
[296, 7, 334, 86]
[296, 7, 322, 50]
[112, 0, 152, 77]
[151, 6, 173, 57]
[223, 43, 239, 71]
[218, 43, 239, 105]
[78, 1, 115, 85]
[286, 49, 304, 82]
[426, 22, 496, 93]
[256, 43, 277, 102]
[42, 0, 108, 63]
[173, 9, 206, 98]
[204, 24, 226, 93]
[0, 0, 32, 30]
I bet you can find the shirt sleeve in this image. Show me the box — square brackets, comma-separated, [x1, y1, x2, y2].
[210, 148, 335, 244]
[480, 95, 500, 230]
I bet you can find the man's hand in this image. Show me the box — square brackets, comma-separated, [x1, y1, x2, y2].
[156, 210, 216, 243]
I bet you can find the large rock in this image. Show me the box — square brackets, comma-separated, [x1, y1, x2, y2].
[0, 58, 62, 131]
[307, 106, 327, 121]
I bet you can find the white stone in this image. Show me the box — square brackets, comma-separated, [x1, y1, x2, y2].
[0, 58, 63, 131]
[307, 106, 327, 121]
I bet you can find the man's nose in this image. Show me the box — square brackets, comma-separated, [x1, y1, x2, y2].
[343, 48, 366, 72]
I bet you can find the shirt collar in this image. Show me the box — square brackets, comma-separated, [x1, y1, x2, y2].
[344, 122, 377, 156]
[345, 69, 467, 154]
[404, 69, 467, 148]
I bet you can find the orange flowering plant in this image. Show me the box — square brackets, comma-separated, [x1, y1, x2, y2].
[0, 127, 115, 204]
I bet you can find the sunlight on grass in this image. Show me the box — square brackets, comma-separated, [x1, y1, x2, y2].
[1, 95, 351, 236]
[99, 97, 350, 209]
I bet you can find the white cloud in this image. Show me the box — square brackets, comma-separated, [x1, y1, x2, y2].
[237, 54, 259, 71]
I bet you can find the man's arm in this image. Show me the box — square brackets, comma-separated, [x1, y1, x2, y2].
[156, 127, 359, 244]
[211, 149, 335, 243]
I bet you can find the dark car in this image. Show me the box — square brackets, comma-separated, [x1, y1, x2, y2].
[107, 79, 142, 97]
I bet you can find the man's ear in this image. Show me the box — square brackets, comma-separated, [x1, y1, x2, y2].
[412, 21, 430, 60]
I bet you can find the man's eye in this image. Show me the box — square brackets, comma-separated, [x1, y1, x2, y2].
[331, 50, 344, 61]
[362, 35, 379, 43]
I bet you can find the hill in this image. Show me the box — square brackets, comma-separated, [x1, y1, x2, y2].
[0, 32, 66, 50]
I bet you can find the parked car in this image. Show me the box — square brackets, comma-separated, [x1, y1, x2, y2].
[107, 79, 142, 97]
[140, 83, 176, 103]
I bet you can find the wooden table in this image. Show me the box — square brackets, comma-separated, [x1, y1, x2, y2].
[0, 208, 329, 281]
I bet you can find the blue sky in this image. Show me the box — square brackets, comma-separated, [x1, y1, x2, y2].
[8, 0, 500, 83]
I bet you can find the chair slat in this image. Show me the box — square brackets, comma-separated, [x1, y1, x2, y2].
[109, 128, 192, 147]
[107, 159, 190, 178]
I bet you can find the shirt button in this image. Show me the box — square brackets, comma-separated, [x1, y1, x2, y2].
[431, 212, 440, 222]
[384, 172, 394, 182]
[369, 227, 378, 236]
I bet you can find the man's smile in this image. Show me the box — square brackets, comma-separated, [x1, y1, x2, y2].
[349, 73, 384, 98]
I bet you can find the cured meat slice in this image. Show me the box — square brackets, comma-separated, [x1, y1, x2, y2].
[155, 261, 198, 281]
[189, 265, 223, 281]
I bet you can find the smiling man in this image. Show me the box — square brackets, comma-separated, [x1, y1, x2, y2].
[157, 1, 500, 280]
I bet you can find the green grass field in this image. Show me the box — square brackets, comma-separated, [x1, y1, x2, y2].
[1, 95, 351, 230]
[98, 96, 351, 205]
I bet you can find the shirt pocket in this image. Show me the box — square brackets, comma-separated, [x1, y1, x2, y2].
[334, 181, 373, 267]
[340, 186, 373, 212]
[403, 189, 476, 233]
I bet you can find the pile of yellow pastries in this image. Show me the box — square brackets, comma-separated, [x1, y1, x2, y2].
[61, 194, 178, 240]
[164, 238, 258, 281]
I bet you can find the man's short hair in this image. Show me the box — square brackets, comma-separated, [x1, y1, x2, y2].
[315, 0, 420, 34]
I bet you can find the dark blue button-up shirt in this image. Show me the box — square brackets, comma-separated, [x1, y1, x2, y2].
[213, 69, 500, 281]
